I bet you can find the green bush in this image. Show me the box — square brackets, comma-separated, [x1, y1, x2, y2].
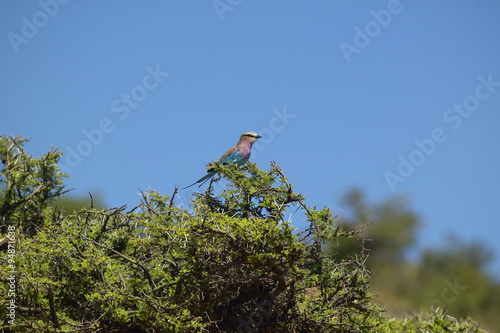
[0, 135, 480, 332]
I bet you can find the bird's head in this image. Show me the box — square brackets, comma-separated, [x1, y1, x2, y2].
[239, 131, 262, 144]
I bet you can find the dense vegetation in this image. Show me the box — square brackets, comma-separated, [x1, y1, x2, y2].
[0, 134, 491, 332]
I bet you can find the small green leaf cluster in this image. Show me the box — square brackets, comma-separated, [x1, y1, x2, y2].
[379, 307, 480, 332]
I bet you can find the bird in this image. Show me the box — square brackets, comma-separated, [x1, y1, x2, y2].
[181, 131, 262, 190]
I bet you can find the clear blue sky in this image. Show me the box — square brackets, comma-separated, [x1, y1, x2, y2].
[2, 1, 499, 275]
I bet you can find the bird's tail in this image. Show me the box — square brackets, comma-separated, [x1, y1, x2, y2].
[181, 170, 216, 190]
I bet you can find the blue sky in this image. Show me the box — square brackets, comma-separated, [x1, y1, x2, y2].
[2, 1, 499, 275]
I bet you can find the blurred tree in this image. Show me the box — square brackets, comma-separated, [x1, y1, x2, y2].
[326, 188, 500, 332]
[52, 193, 104, 216]
[421, 234, 494, 270]
[415, 236, 499, 331]
[327, 188, 420, 265]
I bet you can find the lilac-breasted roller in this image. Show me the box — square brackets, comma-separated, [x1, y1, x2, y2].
[182, 131, 262, 189]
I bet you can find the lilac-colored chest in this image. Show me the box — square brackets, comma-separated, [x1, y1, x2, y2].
[238, 141, 252, 160]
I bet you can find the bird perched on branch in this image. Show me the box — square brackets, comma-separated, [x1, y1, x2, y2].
[181, 131, 262, 189]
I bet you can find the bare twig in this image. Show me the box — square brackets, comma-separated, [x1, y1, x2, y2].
[167, 185, 179, 216]
[47, 286, 61, 329]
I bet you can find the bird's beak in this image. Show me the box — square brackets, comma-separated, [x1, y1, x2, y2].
[256, 135, 262, 139]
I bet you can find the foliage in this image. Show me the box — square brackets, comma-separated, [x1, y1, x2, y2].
[0, 134, 68, 236]
[0, 134, 484, 332]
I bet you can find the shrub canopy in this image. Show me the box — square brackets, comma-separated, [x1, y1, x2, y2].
[0, 134, 480, 332]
